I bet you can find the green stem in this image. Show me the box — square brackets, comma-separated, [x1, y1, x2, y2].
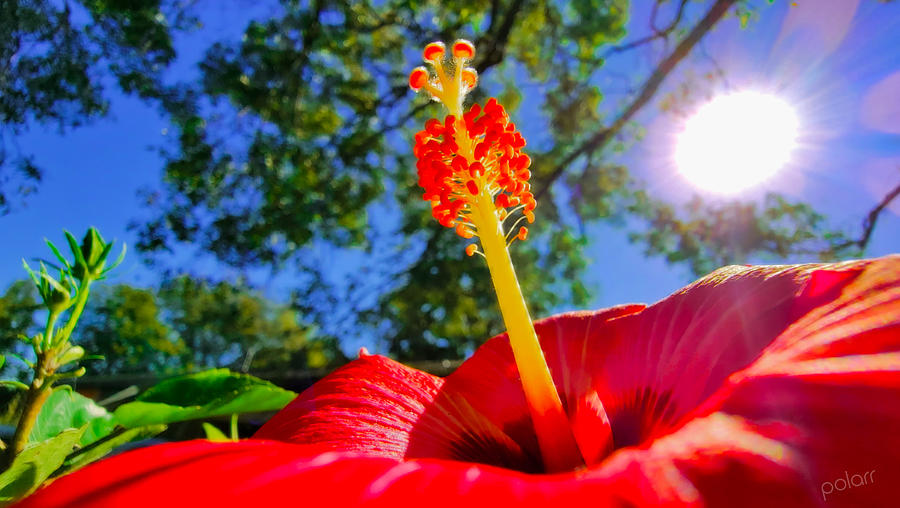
[3, 278, 93, 469]
[56, 276, 93, 348]
[3, 354, 53, 468]
[230, 414, 239, 441]
[42, 311, 60, 352]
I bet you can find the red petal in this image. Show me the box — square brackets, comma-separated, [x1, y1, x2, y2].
[678, 255, 900, 505]
[24, 257, 896, 506]
[255, 354, 539, 470]
[445, 260, 874, 460]
[14, 440, 645, 507]
[563, 255, 899, 505]
[255, 355, 442, 457]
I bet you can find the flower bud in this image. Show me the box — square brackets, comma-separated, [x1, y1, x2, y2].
[58, 345, 85, 366]
[81, 228, 107, 272]
[70, 227, 116, 279]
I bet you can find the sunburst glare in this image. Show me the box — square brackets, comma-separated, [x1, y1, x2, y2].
[674, 91, 800, 194]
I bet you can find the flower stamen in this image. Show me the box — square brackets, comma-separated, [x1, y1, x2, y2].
[409, 40, 584, 473]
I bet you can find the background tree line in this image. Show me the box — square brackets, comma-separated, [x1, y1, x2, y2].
[0, 276, 345, 378]
[2, 0, 897, 369]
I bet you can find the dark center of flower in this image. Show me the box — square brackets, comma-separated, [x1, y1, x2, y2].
[417, 386, 679, 475]
[608, 387, 677, 450]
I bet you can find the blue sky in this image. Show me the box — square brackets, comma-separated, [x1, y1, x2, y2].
[1, 0, 898, 353]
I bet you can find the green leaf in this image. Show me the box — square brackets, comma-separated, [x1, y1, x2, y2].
[104, 243, 127, 274]
[30, 389, 116, 447]
[201, 422, 230, 442]
[113, 369, 296, 428]
[44, 239, 71, 271]
[38, 273, 68, 298]
[0, 427, 86, 502]
[63, 231, 85, 269]
[20, 259, 39, 287]
[57, 424, 166, 476]
[32, 258, 62, 273]
[0, 380, 28, 391]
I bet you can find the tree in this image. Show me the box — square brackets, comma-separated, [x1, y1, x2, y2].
[77, 284, 182, 375]
[128, 0, 898, 361]
[0, 0, 880, 362]
[1, 277, 346, 377]
[0, 280, 38, 377]
[156, 276, 345, 372]
[0, 0, 187, 213]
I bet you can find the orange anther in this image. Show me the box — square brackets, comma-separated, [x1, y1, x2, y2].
[409, 67, 428, 90]
[517, 226, 528, 241]
[452, 39, 475, 60]
[465, 244, 477, 256]
[413, 99, 536, 235]
[456, 223, 474, 239]
[424, 42, 446, 61]
[425, 118, 443, 136]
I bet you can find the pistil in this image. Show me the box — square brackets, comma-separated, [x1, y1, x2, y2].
[409, 40, 584, 472]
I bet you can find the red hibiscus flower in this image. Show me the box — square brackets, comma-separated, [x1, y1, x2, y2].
[18, 40, 900, 508]
[17, 255, 900, 507]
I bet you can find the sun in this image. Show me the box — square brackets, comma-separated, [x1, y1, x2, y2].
[674, 91, 799, 194]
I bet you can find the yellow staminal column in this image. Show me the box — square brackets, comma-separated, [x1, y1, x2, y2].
[412, 39, 584, 472]
[468, 194, 584, 473]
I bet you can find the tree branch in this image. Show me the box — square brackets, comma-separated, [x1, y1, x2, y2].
[603, 0, 690, 58]
[535, 0, 737, 200]
[836, 178, 900, 252]
[475, 0, 527, 71]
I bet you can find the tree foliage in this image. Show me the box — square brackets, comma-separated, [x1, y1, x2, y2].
[128, 0, 885, 360]
[0, 277, 345, 376]
[628, 193, 863, 277]
[3, 0, 892, 361]
[0, 0, 185, 213]
[0, 281, 38, 367]
[156, 276, 344, 372]
[77, 285, 181, 375]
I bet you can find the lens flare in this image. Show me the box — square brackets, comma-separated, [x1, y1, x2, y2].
[674, 91, 799, 194]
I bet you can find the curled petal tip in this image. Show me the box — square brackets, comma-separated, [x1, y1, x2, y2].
[358, 347, 370, 357]
[461, 68, 478, 89]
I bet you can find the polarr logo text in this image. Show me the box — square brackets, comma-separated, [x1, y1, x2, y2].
[821, 469, 875, 501]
